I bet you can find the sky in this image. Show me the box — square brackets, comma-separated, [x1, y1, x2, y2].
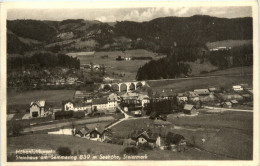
[7, 6, 252, 22]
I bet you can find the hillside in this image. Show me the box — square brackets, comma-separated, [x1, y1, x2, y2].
[7, 15, 253, 55]
[115, 15, 252, 47]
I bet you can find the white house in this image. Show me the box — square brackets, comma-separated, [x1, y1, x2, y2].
[92, 98, 108, 111]
[177, 93, 188, 103]
[233, 85, 243, 91]
[137, 94, 150, 107]
[107, 93, 118, 109]
[64, 101, 74, 111]
[63, 100, 91, 112]
[29, 100, 46, 118]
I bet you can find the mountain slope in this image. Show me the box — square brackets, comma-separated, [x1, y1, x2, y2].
[7, 15, 253, 54]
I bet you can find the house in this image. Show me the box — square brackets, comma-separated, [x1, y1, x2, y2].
[87, 128, 102, 141]
[63, 100, 91, 112]
[223, 102, 232, 108]
[230, 100, 239, 106]
[233, 85, 243, 91]
[63, 101, 74, 111]
[194, 89, 210, 96]
[107, 93, 118, 109]
[177, 93, 188, 103]
[29, 100, 46, 118]
[208, 87, 221, 93]
[183, 104, 195, 114]
[134, 110, 142, 117]
[187, 91, 200, 102]
[92, 98, 108, 111]
[77, 127, 90, 137]
[101, 129, 113, 142]
[131, 129, 162, 148]
[137, 94, 150, 107]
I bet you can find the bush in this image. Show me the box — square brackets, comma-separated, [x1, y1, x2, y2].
[56, 147, 72, 156]
[8, 122, 24, 136]
[117, 139, 124, 145]
[139, 142, 153, 150]
[87, 148, 91, 154]
[72, 111, 85, 119]
[166, 144, 172, 150]
[55, 111, 73, 120]
[123, 147, 138, 155]
[200, 70, 209, 74]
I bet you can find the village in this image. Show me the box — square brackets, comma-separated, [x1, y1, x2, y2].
[7, 80, 253, 154]
[5, 6, 255, 161]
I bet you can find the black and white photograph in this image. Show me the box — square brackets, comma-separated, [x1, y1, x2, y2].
[0, 1, 258, 165]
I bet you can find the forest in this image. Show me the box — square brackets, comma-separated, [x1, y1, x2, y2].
[208, 44, 253, 69]
[136, 44, 253, 80]
[7, 53, 80, 71]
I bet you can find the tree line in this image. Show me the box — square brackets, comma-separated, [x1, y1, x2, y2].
[136, 49, 191, 80]
[208, 44, 253, 69]
[7, 53, 80, 71]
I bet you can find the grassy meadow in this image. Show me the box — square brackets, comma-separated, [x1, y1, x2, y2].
[206, 40, 252, 50]
[111, 111, 253, 160]
[147, 74, 253, 93]
[74, 49, 166, 81]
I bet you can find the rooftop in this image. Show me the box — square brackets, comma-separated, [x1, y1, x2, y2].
[184, 104, 194, 111]
[30, 100, 46, 107]
[92, 98, 108, 105]
[194, 89, 210, 95]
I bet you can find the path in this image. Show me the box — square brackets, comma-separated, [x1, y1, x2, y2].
[147, 73, 252, 82]
[23, 116, 114, 133]
[106, 106, 132, 129]
[106, 106, 150, 129]
[203, 106, 253, 113]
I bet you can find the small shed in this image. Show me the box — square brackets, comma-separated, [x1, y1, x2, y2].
[230, 100, 239, 106]
[183, 104, 195, 114]
[194, 89, 210, 96]
[223, 102, 232, 108]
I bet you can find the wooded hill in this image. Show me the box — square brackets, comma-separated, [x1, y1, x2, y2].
[7, 15, 252, 55]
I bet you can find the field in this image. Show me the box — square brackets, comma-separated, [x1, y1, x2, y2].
[185, 61, 218, 75]
[7, 89, 75, 105]
[206, 40, 252, 49]
[74, 49, 166, 81]
[198, 66, 253, 76]
[7, 110, 253, 160]
[111, 110, 253, 160]
[147, 74, 252, 93]
[7, 133, 229, 161]
[7, 134, 125, 158]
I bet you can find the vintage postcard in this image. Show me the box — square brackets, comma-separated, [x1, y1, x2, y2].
[0, 1, 259, 166]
